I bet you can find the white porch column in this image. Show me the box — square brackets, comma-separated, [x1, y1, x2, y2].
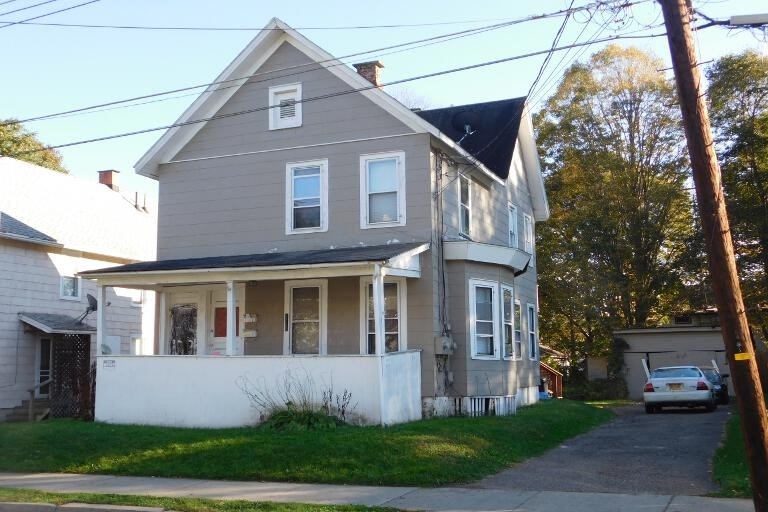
[372, 264, 386, 355]
[226, 280, 236, 356]
[96, 284, 106, 351]
[158, 291, 167, 355]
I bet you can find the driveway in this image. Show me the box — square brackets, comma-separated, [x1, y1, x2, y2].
[472, 403, 730, 495]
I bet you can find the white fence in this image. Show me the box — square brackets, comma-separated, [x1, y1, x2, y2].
[464, 395, 517, 417]
[95, 350, 421, 428]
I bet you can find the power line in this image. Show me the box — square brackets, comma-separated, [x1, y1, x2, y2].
[6, 1, 636, 126]
[0, 0, 60, 17]
[0, 0, 25, 6]
[6, 29, 669, 158]
[0, 0, 102, 29]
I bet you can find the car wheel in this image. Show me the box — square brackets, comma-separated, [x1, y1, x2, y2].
[645, 404, 654, 414]
[705, 401, 716, 412]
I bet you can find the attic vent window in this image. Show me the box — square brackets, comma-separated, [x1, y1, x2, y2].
[269, 83, 302, 130]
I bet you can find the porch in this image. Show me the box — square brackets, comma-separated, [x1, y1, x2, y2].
[81, 243, 429, 427]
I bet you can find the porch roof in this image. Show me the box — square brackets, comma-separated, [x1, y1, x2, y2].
[80, 242, 429, 285]
[19, 312, 96, 334]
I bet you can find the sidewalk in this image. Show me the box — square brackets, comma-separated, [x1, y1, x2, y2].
[0, 472, 754, 512]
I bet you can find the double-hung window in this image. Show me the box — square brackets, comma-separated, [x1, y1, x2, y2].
[469, 279, 499, 359]
[269, 83, 302, 130]
[523, 213, 534, 265]
[459, 174, 471, 238]
[60, 276, 80, 300]
[501, 285, 515, 359]
[514, 300, 523, 359]
[361, 278, 406, 354]
[527, 303, 538, 360]
[508, 203, 518, 248]
[286, 159, 328, 234]
[360, 151, 405, 228]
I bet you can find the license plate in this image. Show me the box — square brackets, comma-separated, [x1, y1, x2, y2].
[668, 383, 683, 391]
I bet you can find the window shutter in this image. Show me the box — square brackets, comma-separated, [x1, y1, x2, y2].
[279, 98, 296, 119]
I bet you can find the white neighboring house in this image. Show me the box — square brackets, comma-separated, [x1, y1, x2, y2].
[0, 157, 156, 421]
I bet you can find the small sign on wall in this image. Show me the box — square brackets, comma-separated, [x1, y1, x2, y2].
[102, 359, 116, 371]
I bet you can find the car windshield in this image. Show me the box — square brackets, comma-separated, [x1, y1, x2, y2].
[651, 367, 701, 379]
[701, 370, 721, 383]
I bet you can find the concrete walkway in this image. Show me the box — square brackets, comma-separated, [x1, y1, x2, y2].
[0, 473, 754, 512]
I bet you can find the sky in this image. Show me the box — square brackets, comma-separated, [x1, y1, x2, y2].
[2, 0, 766, 197]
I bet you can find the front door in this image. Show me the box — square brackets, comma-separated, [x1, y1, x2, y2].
[212, 301, 239, 353]
[284, 280, 327, 355]
[36, 337, 52, 398]
[169, 303, 198, 355]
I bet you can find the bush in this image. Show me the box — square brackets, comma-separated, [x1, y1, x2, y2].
[564, 378, 628, 401]
[259, 404, 344, 431]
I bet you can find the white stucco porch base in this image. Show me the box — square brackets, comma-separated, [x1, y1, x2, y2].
[95, 351, 421, 428]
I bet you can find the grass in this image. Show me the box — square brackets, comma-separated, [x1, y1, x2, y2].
[584, 399, 637, 408]
[0, 487, 394, 512]
[0, 400, 612, 487]
[712, 412, 752, 498]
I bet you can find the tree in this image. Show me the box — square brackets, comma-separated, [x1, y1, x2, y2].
[534, 45, 698, 372]
[0, 119, 66, 173]
[707, 51, 768, 337]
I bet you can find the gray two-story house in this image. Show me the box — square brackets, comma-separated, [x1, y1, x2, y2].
[83, 18, 549, 428]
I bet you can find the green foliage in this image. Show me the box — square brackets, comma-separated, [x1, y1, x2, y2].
[260, 406, 344, 432]
[707, 51, 768, 337]
[0, 400, 612, 486]
[534, 45, 700, 370]
[712, 412, 752, 498]
[0, 119, 66, 173]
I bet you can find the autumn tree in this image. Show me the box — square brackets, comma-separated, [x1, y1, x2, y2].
[535, 45, 698, 373]
[707, 51, 768, 336]
[0, 119, 66, 173]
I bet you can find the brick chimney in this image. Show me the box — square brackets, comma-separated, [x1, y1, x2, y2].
[353, 61, 384, 87]
[98, 169, 120, 192]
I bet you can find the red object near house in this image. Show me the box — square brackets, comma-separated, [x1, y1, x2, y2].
[540, 361, 563, 398]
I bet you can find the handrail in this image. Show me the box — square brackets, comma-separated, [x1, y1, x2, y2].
[27, 378, 52, 421]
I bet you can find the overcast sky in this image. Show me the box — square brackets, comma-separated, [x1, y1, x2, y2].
[2, 0, 766, 195]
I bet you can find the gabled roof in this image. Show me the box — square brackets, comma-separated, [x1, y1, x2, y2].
[416, 98, 526, 180]
[81, 242, 426, 275]
[0, 211, 60, 246]
[0, 157, 156, 260]
[134, 17, 502, 184]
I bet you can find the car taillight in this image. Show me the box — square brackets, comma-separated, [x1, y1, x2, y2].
[644, 382, 654, 392]
[697, 381, 709, 390]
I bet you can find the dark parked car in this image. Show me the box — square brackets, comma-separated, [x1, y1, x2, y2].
[700, 366, 729, 405]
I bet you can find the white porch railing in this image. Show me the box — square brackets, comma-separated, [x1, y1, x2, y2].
[464, 395, 517, 417]
[95, 350, 421, 428]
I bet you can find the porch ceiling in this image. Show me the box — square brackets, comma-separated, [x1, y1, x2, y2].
[79, 242, 429, 286]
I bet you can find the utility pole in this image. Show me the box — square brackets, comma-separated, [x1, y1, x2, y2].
[658, 1, 768, 510]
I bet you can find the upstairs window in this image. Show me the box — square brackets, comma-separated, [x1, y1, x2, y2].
[459, 174, 471, 238]
[524, 212, 535, 265]
[60, 276, 81, 301]
[508, 203, 518, 248]
[286, 159, 328, 234]
[360, 151, 406, 228]
[269, 83, 302, 130]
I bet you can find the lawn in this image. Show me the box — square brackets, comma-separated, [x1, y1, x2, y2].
[0, 399, 612, 487]
[0, 488, 394, 512]
[712, 412, 752, 498]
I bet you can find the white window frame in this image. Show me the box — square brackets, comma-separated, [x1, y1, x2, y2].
[285, 159, 329, 235]
[527, 302, 538, 360]
[268, 83, 302, 130]
[283, 279, 328, 355]
[469, 278, 500, 360]
[501, 284, 516, 360]
[359, 276, 408, 355]
[524, 212, 535, 265]
[508, 203, 518, 248]
[59, 276, 81, 301]
[359, 151, 406, 229]
[514, 299, 523, 360]
[458, 173, 471, 238]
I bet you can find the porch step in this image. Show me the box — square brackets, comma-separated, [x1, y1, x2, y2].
[3, 400, 51, 422]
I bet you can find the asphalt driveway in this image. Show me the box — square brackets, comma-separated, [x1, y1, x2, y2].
[472, 403, 730, 495]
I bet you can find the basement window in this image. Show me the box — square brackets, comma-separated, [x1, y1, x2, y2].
[269, 83, 302, 130]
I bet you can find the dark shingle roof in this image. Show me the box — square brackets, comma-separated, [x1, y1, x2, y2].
[416, 97, 526, 180]
[19, 312, 96, 334]
[0, 211, 59, 245]
[82, 242, 428, 275]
